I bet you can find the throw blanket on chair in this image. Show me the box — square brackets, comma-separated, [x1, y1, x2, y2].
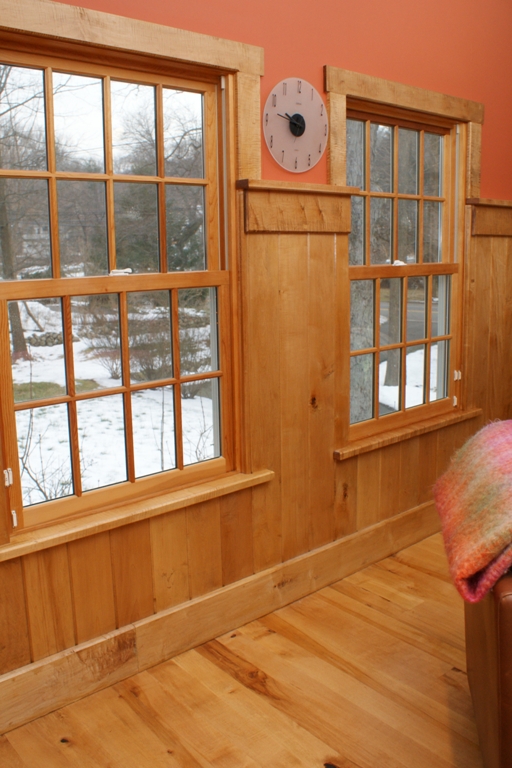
[433, 420, 512, 602]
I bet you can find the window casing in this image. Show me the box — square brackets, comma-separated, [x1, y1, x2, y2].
[0, 48, 235, 529]
[346, 103, 461, 439]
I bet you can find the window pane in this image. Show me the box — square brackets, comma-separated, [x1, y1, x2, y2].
[430, 340, 449, 401]
[71, 294, 122, 391]
[380, 278, 402, 346]
[398, 128, 418, 195]
[0, 178, 51, 280]
[182, 378, 220, 465]
[346, 119, 365, 189]
[179, 287, 218, 376]
[370, 197, 393, 264]
[431, 275, 451, 336]
[349, 196, 365, 265]
[114, 182, 159, 272]
[350, 280, 374, 350]
[350, 354, 374, 424]
[398, 199, 418, 263]
[406, 276, 426, 341]
[77, 394, 127, 491]
[132, 386, 176, 477]
[424, 133, 443, 197]
[163, 89, 203, 178]
[423, 201, 442, 263]
[58, 181, 108, 277]
[0, 64, 47, 171]
[166, 185, 206, 271]
[370, 123, 392, 193]
[127, 290, 172, 383]
[111, 81, 156, 176]
[10, 298, 66, 402]
[16, 404, 73, 505]
[53, 73, 104, 172]
[379, 348, 401, 415]
[405, 345, 425, 409]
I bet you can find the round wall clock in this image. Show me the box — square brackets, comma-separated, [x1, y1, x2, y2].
[263, 78, 329, 173]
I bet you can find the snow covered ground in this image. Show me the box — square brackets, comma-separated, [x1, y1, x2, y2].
[11, 300, 218, 507]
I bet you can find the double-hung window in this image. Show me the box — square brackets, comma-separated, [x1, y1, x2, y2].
[346, 104, 461, 438]
[0, 50, 233, 528]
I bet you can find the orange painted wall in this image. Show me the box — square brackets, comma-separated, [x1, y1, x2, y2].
[53, 0, 512, 199]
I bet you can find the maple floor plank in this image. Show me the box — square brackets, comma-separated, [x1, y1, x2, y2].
[3, 533, 483, 768]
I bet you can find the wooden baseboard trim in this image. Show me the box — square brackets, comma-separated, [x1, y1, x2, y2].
[0, 501, 440, 734]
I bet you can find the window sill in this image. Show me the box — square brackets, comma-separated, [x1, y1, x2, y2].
[334, 408, 483, 461]
[0, 469, 274, 563]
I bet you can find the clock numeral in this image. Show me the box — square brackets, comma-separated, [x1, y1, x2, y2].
[319, 143, 322, 153]
[308, 154, 311, 167]
[311, 87, 314, 100]
[282, 150, 285, 162]
[265, 113, 268, 126]
[270, 135, 273, 148]
[325, 124, 328, 136]
[297, 80, 302, 94]
[283, 82, 287, 95]
[272, 93, 277, 107]
[295, 158, 298, 169]
[320, 103, 324, 116]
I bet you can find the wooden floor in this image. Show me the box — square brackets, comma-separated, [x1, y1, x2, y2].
[0, 533, 483, 768]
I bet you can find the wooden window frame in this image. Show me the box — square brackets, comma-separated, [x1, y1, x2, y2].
[0, 0, 264, 542]
[325, 66, 484, 448]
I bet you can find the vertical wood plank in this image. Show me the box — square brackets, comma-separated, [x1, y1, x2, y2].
[487, 238, 512, 421]
[236, 72, 261, 179]
[327, 92, 347, 186]
[187, 498, 223, 599]
[0, 558, 30, 674]
[464, 231, 491, 414]
[379, 442, 402, 521]
[399, 436, 421, 513]
[110, 520, 154, 627]
[466, 122, 482, 199]
[334, 456, 358, 538]
[356, 450, 381, 529]
[220, 488, 254, 585]
[308, 234, 336, 550]
[417, 430, 439, 505]
[68, 531, 116, 644]
[22, 544, 75, 661]
[279, 234, 310, 560]
[150, 509, 190, 613]
[244, 229, 282, 571]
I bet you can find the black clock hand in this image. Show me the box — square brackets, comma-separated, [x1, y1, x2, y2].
[277, 112, 306, 137]
[278, 112, 301, 128]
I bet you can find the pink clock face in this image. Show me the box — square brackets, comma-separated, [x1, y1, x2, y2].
[263, 78, 328, 173]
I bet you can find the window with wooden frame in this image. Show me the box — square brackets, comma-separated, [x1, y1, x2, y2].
[0, 49, 235, 529]
[346, 104, 461, 438]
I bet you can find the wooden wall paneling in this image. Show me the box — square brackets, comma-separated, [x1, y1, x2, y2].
[435, 422, 470, 478]
[279, 233, 311, 560]
[398, 436, 421, 514]
[308, 233, 336, 549]
[235, 72, 262, 180]
[68, 531, 116, 644]
[150, 509, 190, 613]
[110, 520, 154, 628]
[0, 558, 31, 675]
[417, 431, 439, 505]
[463, 211, 489, 413]
[243, 190, 351, 234]
[466, 123, 482, 199]
[487, 237, 512, 421]
[22, 544, 75, 662]
[355, 450, 381, 529]
[220, 488, 254, 585]
[186, 498, 223, 599]
[334, 456, 358, 538]
[472, 206, 512, 237]
[244, 230, 282, 571]
[327, 92, 347, 187]
[378, 442, 402, 521]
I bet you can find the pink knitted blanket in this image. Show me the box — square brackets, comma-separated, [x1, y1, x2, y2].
[433, 420, 512, 602]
